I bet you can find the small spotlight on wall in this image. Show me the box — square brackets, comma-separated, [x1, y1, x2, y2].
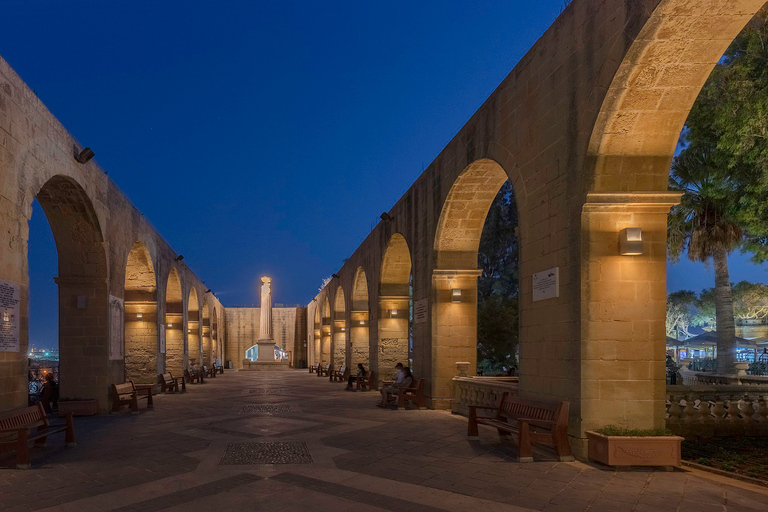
[176, 255, 184, 261]
[75, 147, 95, 164]
[340, 327, 346, 332]
[380, 212, 392, 222]
[205, 289, 212, 294]
[452, 288, 462, 303]
[619, 227, 643, 256]
[390, 308, 398, 317]
[167, 322, 172, 328]
[332, 273, 339, 279]
[359, 320, 365, 325]
[187, 328, 191, 333]
[136, 312, 143, 319]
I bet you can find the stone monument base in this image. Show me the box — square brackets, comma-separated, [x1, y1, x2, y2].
[240, 359, 291, 371]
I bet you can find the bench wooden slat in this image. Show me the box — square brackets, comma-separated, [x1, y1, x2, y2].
[111, 380, 153, 414]
[0, 403, 76, 468]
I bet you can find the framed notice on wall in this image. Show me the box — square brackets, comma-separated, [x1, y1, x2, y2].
[0, 279, 21, 352]
[532, 267, 559, 302]
[109, 295, 124, 360]
[413, 298, 428, 324]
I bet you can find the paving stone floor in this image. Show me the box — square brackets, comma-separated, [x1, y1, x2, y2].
[1, 370, 767, 511]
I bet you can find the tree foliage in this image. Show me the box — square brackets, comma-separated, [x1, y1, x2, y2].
[732, 280, 768, 320]
[477, 181, 519, 373]
[666, 290, 700, 339]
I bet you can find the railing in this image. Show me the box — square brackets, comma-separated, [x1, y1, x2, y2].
[451, 376, 518, 415]
[666, 385, 768, 436]
[680, 369, 768, 386]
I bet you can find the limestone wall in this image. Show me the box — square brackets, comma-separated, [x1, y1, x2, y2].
[224, 307, 306, 369]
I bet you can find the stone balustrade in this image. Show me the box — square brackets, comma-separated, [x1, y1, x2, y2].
[680, 369, 768, 386]
[451, 376, 518, 415]
[666, 385, 768, 437]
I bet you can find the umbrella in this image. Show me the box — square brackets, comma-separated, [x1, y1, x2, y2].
[684, 331, 755, 348]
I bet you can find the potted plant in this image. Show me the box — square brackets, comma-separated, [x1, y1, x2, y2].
[57, 397, 98, 417]
[587, 426, 684, 467]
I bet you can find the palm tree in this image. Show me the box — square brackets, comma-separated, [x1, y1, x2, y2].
[668, 146, 742, 374]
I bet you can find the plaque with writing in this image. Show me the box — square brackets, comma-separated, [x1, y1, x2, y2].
[0, 279, 21, 352]
[413, 298, 428, 324]
[532, 267, 559, 302]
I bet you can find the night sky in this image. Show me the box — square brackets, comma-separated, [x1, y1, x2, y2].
[2, 1, 765, 348]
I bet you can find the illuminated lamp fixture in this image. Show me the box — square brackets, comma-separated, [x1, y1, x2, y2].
[359, 320, 365, 325]
[340, 327, 346, 332]
[187, 328, 191, 333]
[332, 273, 339, 279]
[167, 322, 173, 328]
[452, 288, 462, 303]
[390, 309, 398, 317]
[619, 227, 643, 256]
[176, 255, 184, 261]
[75, 147, 95, 164]
[136, 312, 143, 319]
[380, 212, 393, 222]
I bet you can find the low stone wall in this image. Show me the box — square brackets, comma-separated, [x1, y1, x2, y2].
[666, 385, 768, 437]
[451, 376, 519, 416]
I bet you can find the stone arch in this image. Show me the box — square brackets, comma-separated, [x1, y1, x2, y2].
[431, 159, 511, 405]
[350, 267, 370, 369]
[321, 297, 331, 364]
[124, 241, 158, 383]
[378, 233, 412, 378]
[333, 287, 347, 367]
[187, 287, 201, 366]
[164, 267, 183, 375]
[32, 175, 110, 408]
[312, 302, 321, 366]
[212, 307, 219, 364]
[201, 301, 211, 366]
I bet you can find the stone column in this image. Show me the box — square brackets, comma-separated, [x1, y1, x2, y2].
[257, 276, 274, 361]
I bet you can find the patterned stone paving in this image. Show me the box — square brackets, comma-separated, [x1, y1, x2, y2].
[0, 370, 766, 512]
[219, 442, 313, 465]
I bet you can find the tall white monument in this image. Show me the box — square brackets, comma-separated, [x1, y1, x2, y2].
[241, 275, 290, 371]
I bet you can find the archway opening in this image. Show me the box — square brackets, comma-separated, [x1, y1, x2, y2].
[333, 287, 346, 367]
[313, 305, 321, 366]
[351, 267, 370, 369]
[379, 233, 412, 379]
[212, 308, 219, 364]
[29, 176, 109, 408]
[201, 302, 211, 366]
[124, 241, 158, 383]
[321, 298, 331, 364]
[165, 268, 183, 375]
[432, 159, 511, 406]
[188, 288, 201, 367]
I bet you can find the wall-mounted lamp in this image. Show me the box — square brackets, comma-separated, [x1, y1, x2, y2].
[75, 147, 95, 164]
[167, 322, 173, 328]
[359, 320, 365, 326]
[452, 288, 462, 303]
[340, 327, 346, 332]
[380, 212, 392, 222]
[390, 308, 398, 317]
[187, 328, 191, 333]
[205, 289, 212, 294]
[136, 312, 143, 319]
[176, 255, 184, 261]
[332, 273, 339, 279]
[619, 227, 643, 256]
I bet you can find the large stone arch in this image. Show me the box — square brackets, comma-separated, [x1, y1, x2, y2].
[378, 233, 412, 379]
[320, 297, 331, 365]
[332, 286, 347, 368]
[124, 241, 158, 383]
[212, 307, 219, 364]
[312, 302, 322, 366]
[351, 267, 370, 369]
[164, 267, 183, 375]
[33, 175, 110, 409]
[201, 301, 211, 366]
[188, 287, 201, 366]
[431, 159, 511, 405]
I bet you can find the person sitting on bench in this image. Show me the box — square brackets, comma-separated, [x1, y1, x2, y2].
[378, 366, 412, 408]
[345, 364, 367, 391]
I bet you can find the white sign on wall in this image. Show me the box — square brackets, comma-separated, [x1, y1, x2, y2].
[109, 296, 124, 360]
[159, 324, 166, 354]
[0, 279, 21, 352]
[532, 267, 559, 302]
[413, 298, 428, 324]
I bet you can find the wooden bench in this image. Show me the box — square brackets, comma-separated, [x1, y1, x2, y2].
[0, 403, 76, 469]
[330, 366, 347, 382]
[214, 363, 224, 374]
[111, 381, 154, 414]
[185, 368, 205, 384]
[159, 372, 186, 393]
[309, 363, 317, 373]
[396, 378, 426, 410]
[317, 364, 331, 377]
[467, 392, 573, 462]
[355, 370, 376, 391]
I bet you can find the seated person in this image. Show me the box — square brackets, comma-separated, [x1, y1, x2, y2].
[345, 363, 367, 390]
[377, 366, 413, 408]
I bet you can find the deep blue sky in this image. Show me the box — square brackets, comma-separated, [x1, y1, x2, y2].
[3, 1, 765, 348]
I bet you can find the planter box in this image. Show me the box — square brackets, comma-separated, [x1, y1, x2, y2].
[58, 399, 98, 417]
[586, 431, 684, 467]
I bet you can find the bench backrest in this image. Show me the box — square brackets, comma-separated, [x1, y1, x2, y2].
[338, 366, 346, 375]
[161, 372, 173, 384]
[497, 393, 568, 425]
[407, 378, 424, 393]
[0, 403, 47, 431]
[113, 382, 136, 400]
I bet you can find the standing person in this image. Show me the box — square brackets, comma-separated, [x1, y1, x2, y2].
[345, 363, 367, 391]
[378, 366, 413, 408]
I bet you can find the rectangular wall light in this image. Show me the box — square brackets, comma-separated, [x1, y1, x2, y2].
[390, 309, 398, 317]
[619, 227, 643, 255]
[136, 312, 143, 319]
[452, 288, 462, 303]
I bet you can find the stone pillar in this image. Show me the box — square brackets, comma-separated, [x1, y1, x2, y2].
[257, 276, 274, 361]
[377, 294, 410, 380]
[577, 192, 680, 454]
[430, 269, 482, 409]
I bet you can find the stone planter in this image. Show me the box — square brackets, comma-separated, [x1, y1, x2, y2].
[586, 431, 684, 467]
[58, 399, 98, 417]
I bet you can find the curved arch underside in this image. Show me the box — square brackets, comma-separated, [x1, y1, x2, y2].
[125, 241, 158, 383]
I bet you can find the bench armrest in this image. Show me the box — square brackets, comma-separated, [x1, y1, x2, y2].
[0, 427, 28, 434]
